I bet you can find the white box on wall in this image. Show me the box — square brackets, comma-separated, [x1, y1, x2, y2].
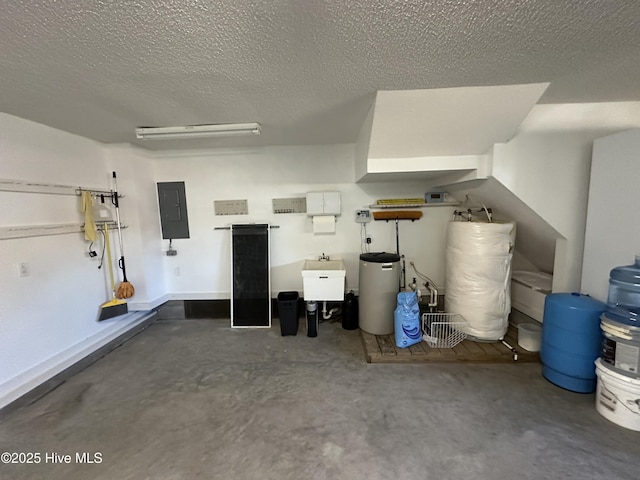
[306, 191, 341, 216]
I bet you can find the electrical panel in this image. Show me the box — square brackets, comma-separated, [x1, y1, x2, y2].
[157, 182, 190, 239]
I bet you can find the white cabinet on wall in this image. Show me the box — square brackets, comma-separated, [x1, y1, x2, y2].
[306, 191, 341, 216]
[581, 129, 640, 302]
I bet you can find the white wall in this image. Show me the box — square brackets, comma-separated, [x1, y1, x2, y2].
[489, 103, 640, 292]
[104, 144, 166, 310]
[491, 132, 596, 291]
[0, 114, 151, 408]
[151, 145, 457, 298]
[367, 85, 548, 158]
[581, 129, 640, 302]
[354, 100, 375, 181]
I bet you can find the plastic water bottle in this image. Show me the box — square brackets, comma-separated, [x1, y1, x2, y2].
[606, 255, 640, 326]
[394, 291, 422, 348]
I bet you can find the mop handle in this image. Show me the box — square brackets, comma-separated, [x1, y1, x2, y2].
[112, 172, 127, 277]
[104, 226, 115, 296]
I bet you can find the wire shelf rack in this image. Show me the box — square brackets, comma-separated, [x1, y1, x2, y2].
[422, 313, 469, 348]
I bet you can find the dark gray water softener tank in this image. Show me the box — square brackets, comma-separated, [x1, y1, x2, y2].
[358, 252, 401, 335]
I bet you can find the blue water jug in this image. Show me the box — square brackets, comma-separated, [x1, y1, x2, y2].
[394, 291, 422, 348]
[606, 255, 640, 326]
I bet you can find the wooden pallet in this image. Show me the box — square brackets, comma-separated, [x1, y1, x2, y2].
[360, 323, 539, 364]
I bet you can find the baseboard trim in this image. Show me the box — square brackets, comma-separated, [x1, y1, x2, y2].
[128, 293, 170, 311]
[168, 292, 231, 301]
[0, 311, 158, 414]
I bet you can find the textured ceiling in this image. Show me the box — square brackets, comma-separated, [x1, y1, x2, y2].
[2, 0, 640, 150]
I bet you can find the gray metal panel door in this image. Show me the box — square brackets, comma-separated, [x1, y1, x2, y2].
[157, 182, 190, 239]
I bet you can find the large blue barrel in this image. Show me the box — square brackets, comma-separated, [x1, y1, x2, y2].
[540, 293, 605, 393]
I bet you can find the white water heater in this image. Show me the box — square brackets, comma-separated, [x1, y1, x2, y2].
[445, 220, 516, 341]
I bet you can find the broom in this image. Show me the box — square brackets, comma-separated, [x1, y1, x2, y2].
[99, 225, 128, 320]
[373, 210, 423, 290]
[112, 171, 135, 299]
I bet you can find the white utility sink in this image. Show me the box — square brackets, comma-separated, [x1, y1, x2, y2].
[302, 259, 345, 271]
[301, 259, 346, 301]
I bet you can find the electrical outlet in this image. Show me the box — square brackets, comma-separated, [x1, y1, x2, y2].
[366, 236, 372, 244]
[355, 209, 371, 223]
[18, 262, 30, 277]
[174, 267, 181, 277]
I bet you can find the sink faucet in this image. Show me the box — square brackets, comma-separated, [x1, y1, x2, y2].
[319, 253, 330, 261]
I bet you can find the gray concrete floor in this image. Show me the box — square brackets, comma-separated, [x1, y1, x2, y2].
[1, 315, 639, 480]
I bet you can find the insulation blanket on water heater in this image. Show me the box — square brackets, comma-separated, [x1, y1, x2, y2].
[445, 221, 516, 340]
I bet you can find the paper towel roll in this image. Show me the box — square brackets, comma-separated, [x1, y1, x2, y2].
[312, 215, 336, 234]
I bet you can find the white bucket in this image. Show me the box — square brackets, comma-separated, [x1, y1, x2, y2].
[595, 359, 640, 431]
[518, 322, 542, 352]
[600, 314, 640, 378]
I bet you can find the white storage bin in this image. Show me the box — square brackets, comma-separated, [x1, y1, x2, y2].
[518, 322, 542, 352]
[511, 270, 552, 322]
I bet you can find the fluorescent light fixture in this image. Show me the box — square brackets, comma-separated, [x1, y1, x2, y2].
[135, 123, 261, 140]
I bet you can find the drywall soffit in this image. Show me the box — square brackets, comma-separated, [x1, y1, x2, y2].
[366, 83, 550, 161]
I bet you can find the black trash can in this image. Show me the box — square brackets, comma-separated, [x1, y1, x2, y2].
[342, 291, 359, 330]
[277, 291, 299, 336]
